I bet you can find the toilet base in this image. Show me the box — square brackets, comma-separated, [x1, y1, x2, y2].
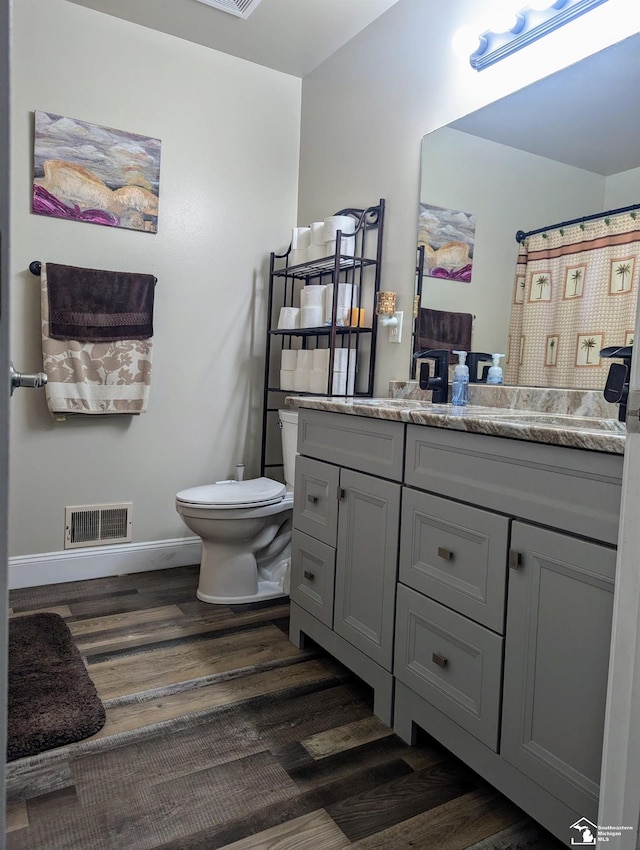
[196, 578, 287, 605]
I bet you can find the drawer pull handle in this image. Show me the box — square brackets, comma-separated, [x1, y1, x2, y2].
[303, 570, 315, 581]
[509, 549, 522, 570]
[307, 495, 319, 504]
[437, 546, 453, 561]
[432, 652, 448, 669]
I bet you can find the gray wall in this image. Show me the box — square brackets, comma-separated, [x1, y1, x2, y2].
[9, 0, 301, 559]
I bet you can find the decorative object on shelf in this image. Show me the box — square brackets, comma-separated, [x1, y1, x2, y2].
[33, 111, 161, 233]
[469, 0, 610, 71]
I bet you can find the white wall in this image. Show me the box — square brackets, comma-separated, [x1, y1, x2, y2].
[9, 0, 301, 557]
[605, 166, 640, 209]
[298, 0, 640, 394]
[419, 128, 606, 355]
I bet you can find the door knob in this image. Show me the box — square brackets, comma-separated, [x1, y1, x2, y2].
[9, 362, 47, 396]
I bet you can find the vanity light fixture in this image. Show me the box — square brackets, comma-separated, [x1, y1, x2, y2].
[469, 0, 610, 71]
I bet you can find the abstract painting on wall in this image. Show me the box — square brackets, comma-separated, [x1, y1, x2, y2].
[418, 203, 475, 282]
[33, 111, 161, 233]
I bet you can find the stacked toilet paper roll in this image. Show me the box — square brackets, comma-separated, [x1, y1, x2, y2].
[306, 347, 356, 396]
[308, 348, 330, 394]
[290, 226, 311, 266]
[280, 349, 297, 391]
[331, 348, 356, 395]
[324, 284, 358, 325]
[324, 215, 356, 257]
[277, 306, 300, 330]
[300, 285, 325, 328]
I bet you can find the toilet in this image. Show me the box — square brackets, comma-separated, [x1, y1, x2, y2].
[175, 409, 298, 604]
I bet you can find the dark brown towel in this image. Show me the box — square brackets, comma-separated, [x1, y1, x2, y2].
[417, 308, 473, 359]
[46, 262, 156, 341]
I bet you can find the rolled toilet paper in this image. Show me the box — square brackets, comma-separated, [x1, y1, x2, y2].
[331, 369, 356, 396]
[280, 370, 296, 391]
[312, 348, 330, 371]
[280, 349, 298, 371]
[309, 370, 329, 394]
[290, 247, 308, 266]
[300, 306, 323, 328]
[326, 236, 355, 257]
[296, 349, 313, 370]
[306, 244, 326, 262]
[300, 285, 325, 308]
[324, 284, 358, 325]
[292, 226, 311, 250]
[324, 215, 356, 242]
[277, 307, 300, 330]
[333, 348, 356, 372]
[292, 370, 310, 392]
[309, 221, 325, 245]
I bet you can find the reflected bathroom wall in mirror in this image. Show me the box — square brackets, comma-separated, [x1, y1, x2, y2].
[414, 32, 640, 388]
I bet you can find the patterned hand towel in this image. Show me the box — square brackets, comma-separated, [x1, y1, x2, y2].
[46, 262, 155, 341]
[40, 263, 154, 415]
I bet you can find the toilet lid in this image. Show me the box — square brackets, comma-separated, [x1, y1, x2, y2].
[176, 477, 287, 508]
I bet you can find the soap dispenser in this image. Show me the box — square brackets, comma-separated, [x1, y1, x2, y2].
[487, 354, 505, 385]
[451, 350, 469, 406]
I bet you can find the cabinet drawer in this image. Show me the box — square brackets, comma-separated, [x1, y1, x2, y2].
[290, 530, 336, 628]
[405, 424, 622, 546]
[293, 456, 339, 546]
[395, 583, 503, 751]
[298, 408, 404, 481]
[399, 488, 509, 632]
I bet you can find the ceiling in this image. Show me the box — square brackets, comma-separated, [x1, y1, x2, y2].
[449, 33, 640, 177]
[65, 0, 401, 78]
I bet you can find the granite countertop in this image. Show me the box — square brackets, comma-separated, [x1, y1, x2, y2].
[285, 395, 626, 455]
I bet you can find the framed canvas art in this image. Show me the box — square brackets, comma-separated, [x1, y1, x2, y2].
[418, 203, 475, 282]
[33, 111, 161, 233]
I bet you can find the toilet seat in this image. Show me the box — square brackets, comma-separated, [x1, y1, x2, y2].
[176, 477, 287, 509]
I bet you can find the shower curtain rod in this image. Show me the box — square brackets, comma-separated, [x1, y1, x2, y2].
[515, 201, 640, 244]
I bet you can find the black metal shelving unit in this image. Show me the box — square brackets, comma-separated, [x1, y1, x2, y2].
[260, 199, 385, 478]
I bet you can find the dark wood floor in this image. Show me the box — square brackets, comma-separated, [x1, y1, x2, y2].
[5, 565, 566, 849]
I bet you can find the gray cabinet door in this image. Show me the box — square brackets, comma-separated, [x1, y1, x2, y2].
[333, 468, 400, 670]
[501, 521, 616, 821]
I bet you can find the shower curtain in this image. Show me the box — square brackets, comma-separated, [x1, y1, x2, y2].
[504, 211, 640, 389]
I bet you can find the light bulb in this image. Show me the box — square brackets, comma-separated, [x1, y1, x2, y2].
[452, 26, 480, 58]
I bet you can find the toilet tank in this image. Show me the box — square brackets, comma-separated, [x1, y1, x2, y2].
[278, 409, 298, 490]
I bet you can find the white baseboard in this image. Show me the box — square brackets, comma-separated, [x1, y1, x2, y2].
[8, 537, 202, 589]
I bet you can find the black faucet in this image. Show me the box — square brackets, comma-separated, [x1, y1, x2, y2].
[600, 345, 633, 422]
[467, 352, 493, 383]
[412, 349, 449, 403]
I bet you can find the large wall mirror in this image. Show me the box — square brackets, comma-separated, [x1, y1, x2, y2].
[414, 32, 640, 389]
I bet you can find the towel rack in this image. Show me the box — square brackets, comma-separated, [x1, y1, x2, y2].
[29, 261, 157, 283]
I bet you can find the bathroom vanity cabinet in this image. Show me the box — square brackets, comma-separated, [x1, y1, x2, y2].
[259, 200, 384, 481]
[289, 406, 623, 845]
[289, 410, 403, 723]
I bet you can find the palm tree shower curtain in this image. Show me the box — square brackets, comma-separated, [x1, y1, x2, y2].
[504, 211, 640, 389]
